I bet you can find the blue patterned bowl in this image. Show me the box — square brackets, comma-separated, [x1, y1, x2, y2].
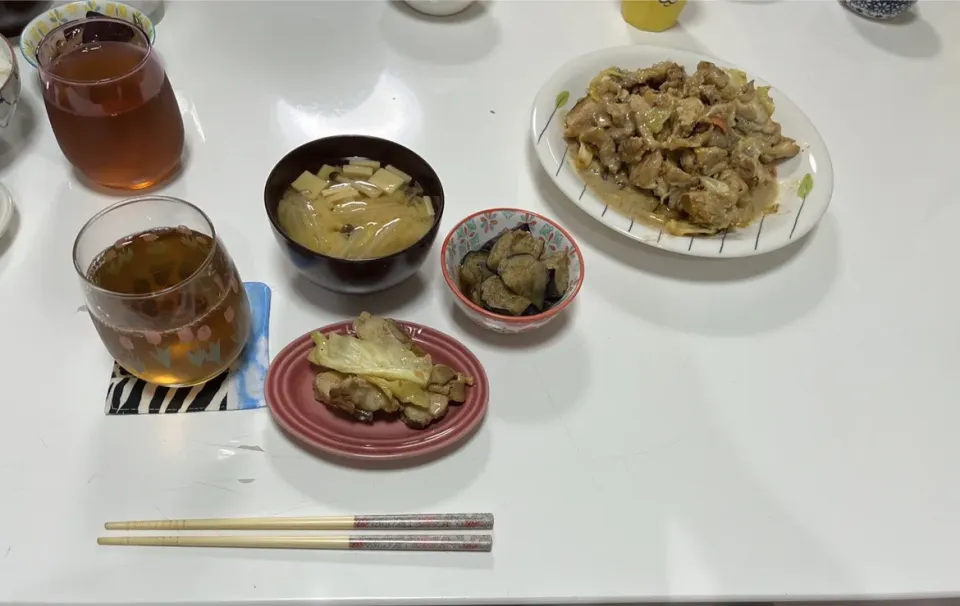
[19, 1, 156, 69]
[441, 208, 584, 334]
[840, 0, 917, 20]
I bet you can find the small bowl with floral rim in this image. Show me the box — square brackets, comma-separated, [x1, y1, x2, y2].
[20, 1, 156, 69]
[839, 0, 917, 20]
[441, 208, 584, 334]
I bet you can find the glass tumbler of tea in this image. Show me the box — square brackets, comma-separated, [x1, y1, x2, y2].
[38, 17, 184, 190]
[74, 196, 252, 387]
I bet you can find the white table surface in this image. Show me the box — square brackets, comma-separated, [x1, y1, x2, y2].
[1, 1, 958, 604]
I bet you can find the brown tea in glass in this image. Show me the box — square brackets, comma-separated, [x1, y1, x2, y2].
[38, 17, 184, 190]
[75, 196, 252, 387]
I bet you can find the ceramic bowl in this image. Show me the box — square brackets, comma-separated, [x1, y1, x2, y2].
[403, 0, 475, 17]
[840, 0, 917, 19]
[0, 35, 20, 129]
[20, 1, 156, 68]
[0, 182, 14, 240]
[441, 209, 584, 334]
[264, 135, 445, 295]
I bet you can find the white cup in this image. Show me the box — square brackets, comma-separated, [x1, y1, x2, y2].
[402, 0, 475, 17]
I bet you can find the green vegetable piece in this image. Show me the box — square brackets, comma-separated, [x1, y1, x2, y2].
[555, 90, 570, 109]
[642, 107, 672, 135]
[798, 173, 814, 199]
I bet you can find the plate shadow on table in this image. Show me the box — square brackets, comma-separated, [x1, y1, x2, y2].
[148, 0, 165, 25]
[289, 270, 430, 318]
[845, 8, 941, 59]
[216, 1, 384, 114]
[448, 300, 574, 349]
[493, 367, 854, 594]
[669, 0, 704, 29]
[171, 536, 494, 569]
[379, 0, 500, 66]
[0, 204, 20, 277]
[449, 302, 590, 424]
[623, 6, 708, 50]
[175, 424, 493, 571]
[263, 417, 491, 512]
[607, 395, 854, 596]
[526, 144, 839, 337]
[0, 97, 38, 171]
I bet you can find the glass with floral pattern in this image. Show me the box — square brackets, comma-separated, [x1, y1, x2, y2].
[73, 196, 251, 386]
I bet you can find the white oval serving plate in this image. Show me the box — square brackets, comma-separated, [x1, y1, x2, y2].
[0, 182, 13, 240]
[531, 45, 834, 258]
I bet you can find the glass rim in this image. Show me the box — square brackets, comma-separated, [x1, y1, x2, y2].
[72, 195, 220, 300]
[0, 36, 14, 88]
[38, 16, 153, 87]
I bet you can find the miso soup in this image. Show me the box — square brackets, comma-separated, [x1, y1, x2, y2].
[277, 159, 435, 260]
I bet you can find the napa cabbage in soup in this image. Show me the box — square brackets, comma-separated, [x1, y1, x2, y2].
[277, 159, 435, 260]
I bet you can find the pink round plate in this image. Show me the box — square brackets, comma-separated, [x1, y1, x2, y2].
[265, 320, 489, 461]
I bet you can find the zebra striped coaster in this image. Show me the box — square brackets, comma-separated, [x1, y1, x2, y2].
[105, 282, 271, 415]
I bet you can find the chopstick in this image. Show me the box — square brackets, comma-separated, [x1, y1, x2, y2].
[98, 534, 492, 552]
[105, 512, 494, 531]
[101, 513, 494, 552]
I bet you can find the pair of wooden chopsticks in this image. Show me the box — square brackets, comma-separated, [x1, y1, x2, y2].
[98, 513, 494, 552]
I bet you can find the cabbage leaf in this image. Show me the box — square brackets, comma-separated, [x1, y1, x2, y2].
[642, 107, 672, 135]
[309, 332, 433, 387]
[364, 377, 432, 409]
[756, 86, 775, 115]
[725, 68, 748, 90]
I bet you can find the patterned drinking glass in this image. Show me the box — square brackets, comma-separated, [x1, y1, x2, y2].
[73, 196, 252, 387]
[38, 16, 184, 190]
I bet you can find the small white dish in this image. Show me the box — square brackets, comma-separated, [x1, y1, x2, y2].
[531, 45, 834, 259]
[403, 0, 475, 17]
[19, 0, 157, 69]
[0, 34, 21, 129]
[0, 182, 14, 240]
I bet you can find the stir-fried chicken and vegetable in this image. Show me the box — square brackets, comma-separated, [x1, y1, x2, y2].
[309, 313, 475, 429]
[564, 61, 801, 235]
